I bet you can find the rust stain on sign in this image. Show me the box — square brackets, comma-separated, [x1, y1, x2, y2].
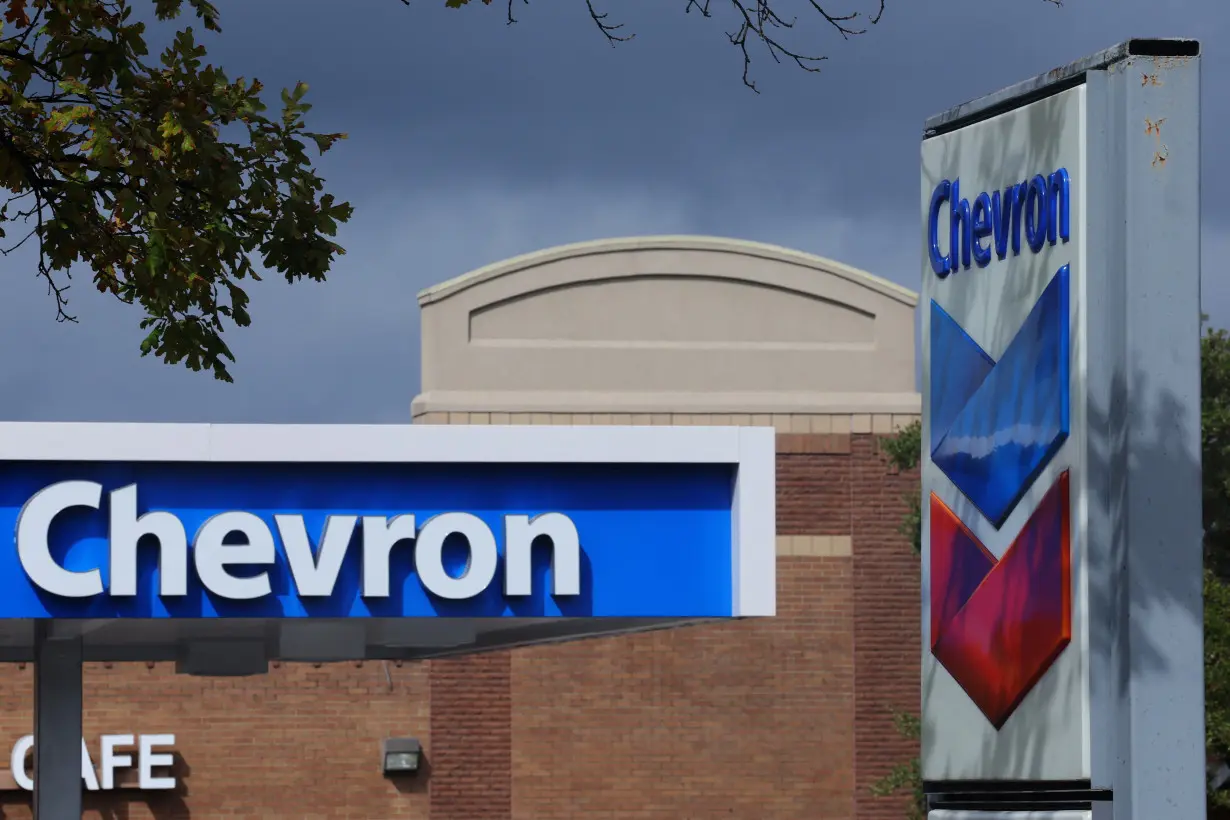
[1155, 55, 1194, 71]
[1141, 72, 1162, 86]
[1145, 117, 1169, 167]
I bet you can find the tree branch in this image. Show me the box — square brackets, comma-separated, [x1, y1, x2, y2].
[429, 0, 1062, 92]
[506, 0, 528, 25]
[591, 0, 883, 91]
[585, 0, 632, 43]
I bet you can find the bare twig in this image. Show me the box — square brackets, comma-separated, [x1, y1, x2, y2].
[417, 0, 1062, 90]
[0, 225, 40, 256]
[684, 0, 838, 91]
[34, 194, 77, 324]
[585, 0, 633, 43]
[594, 0, 884, 92]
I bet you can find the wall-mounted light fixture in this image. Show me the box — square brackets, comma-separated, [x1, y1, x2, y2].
[381, 738, 421, 776]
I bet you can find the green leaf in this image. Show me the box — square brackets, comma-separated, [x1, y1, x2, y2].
[868, 710, 926, 820]
[880, 419, 922, 554]
[0, 0, 351, 381]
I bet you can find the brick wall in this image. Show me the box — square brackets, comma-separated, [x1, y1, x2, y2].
[430, 653, 512, 819]
[509, 558, 855, 820]
[0, 661, 430, 820]
[429, 429, 920, 820]
[851, 435, 922, 820]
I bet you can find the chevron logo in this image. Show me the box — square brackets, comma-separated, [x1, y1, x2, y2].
[928, 264, 1072, 728]
[930, 473, 1071, 728]
[930, 264, 1070, 528]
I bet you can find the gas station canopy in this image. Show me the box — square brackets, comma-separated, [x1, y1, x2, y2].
[0, 422, 776, 670]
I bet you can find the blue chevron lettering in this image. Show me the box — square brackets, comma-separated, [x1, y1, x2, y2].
[929, 264, 1070, 528]
[928, 169, 1071, 277]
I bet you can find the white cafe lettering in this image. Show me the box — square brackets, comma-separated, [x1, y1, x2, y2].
[9, 733, 176, 791]
[16, 481, 582, 601]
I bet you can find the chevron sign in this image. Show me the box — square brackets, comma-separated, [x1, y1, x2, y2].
[928, 263, 1072, 729]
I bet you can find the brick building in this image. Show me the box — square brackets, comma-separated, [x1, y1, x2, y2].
[0, 236, 922, 820]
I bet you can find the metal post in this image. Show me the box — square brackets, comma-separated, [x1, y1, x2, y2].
[1104, 50, 1204, 820]
[33, 622, 83, 820]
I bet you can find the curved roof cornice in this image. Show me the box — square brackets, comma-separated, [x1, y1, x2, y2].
[417, 235, 918, 308]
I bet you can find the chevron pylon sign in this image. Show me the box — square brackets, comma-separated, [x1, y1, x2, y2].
[929, 264, 1072, 730]
[921, 84, 1091, 782]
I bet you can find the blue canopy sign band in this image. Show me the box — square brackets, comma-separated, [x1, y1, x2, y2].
[0, 423, 775, 642]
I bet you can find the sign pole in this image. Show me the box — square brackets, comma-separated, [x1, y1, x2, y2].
[920, 39, 1203, 820]
[1093, 44, 1204, 820]
[33, 622, 83, 820]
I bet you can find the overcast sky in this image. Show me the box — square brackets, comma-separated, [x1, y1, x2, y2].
[0, 0, 1223, 422]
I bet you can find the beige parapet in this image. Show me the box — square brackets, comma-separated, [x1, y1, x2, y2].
[410, 236, 919, 426]
[416, 411, 921, 435]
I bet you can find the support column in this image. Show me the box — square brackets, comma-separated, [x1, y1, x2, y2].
[1108, 47, 1205, 820]
[33, 622, 83, 820]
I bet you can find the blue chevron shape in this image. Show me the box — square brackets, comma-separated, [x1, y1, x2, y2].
[930, 264, 1070, 529]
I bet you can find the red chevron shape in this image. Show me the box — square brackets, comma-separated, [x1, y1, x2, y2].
[930, 471, 1071, 729]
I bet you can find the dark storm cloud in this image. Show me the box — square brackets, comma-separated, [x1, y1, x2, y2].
[0, 0, 1225, 422]
[201, 0, 1229, 223]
